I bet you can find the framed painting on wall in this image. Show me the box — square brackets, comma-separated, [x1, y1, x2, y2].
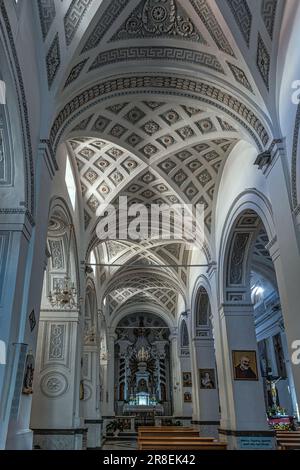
[183, 391, 192, 402]
[182, 372, 192, 387]
[199, 369, 216, 389]
[232, 350, 258, 381]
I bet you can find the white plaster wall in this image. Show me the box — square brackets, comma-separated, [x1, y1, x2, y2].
[215, 140, 268, 255]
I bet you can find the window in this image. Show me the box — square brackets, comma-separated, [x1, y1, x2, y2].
[65, 153, 76, 211]
[181, 320, 189, 348]
[0, 80, 5, 105]
[90, 250, 96, 276]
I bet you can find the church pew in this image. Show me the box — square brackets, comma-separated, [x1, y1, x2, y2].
[138, 428, 200, 438]
[138, 431, 200, 438]
[275, 431, 300, 450]
[138, 426, 196, 430]
[277, 441, 300, 450]
[139, 436, 215, 442]
[276, 431, 300, 436]
[138, 440, 227, 450]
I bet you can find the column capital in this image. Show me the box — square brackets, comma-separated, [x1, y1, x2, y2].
[292, 204, 300, 231]
[39, 139, 58, 179]
[219, 302, 254, 320]
[254, 138, 286, 176]
[265, 235, 280, 262]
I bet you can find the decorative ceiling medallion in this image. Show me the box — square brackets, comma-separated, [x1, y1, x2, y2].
[111, 0, 206, 43]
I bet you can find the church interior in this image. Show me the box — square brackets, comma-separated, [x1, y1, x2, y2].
[1, 0, 300, 451]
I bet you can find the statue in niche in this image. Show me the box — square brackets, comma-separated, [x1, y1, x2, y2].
[84, 325, 96, 344]
[138, 379, 148, 393]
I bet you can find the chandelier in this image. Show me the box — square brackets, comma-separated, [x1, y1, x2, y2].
[48, 224, 78, 309]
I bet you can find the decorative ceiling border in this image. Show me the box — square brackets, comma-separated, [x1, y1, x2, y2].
[50, 75, 270, 152]
[88, 46, 225, 75]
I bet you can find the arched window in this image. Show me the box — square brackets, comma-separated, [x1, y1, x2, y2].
[0, 87, 12, 185]
[65, 153, 76, 211]
[181, 320, 189, 348]
[196, 287, 211, 326]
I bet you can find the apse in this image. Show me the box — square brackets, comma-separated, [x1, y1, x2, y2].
[114, 312, 172, 420]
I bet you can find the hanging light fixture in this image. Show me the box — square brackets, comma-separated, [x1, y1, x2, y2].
[48, 224, 78, 309]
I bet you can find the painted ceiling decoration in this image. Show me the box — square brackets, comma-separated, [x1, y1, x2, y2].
[110, 0, 205, 43]
[33, 0, 283, 324]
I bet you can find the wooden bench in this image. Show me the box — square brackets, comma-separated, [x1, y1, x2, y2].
[138, 428, 200, 438]
[276, 430, 300, 450]
[138, 439, 227, 450]
[139, 436, 215, 442]
[138, 426, 196, 430]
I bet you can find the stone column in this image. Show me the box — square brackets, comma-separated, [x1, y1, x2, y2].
[106, 332, 116, 417]
[258, 140, 300, 419]
[1, 142, 57, 450]
[169, 329, 182, 417]
[82, 343, 101, 448]
[30, 308, 85, 450]
[217, 303, 273, 449]
[191, 336, 220, 437]
[0, 222, 32, 449]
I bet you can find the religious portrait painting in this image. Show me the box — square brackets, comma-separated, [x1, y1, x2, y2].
[182, 372, 192, 387]
[183, 391, 192, 403]
[232, 350, 258, 381]
[199, 369, 216, 389]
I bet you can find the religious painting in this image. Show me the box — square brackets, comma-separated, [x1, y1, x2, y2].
[183, 391, 192, 402]
[22, 352, 35, 395]
[199, 369, 216, 389]
[182, 371, 192, 387]
[232, 350, 258, 381]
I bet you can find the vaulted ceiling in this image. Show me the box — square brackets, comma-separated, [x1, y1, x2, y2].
[35, 0, 284, 324]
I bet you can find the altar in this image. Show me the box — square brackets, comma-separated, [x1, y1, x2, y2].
[123, 393, 164, 414]
[123, 403, 164, 414]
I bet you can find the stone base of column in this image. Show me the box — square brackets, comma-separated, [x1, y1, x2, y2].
[218, 429, 276, 450]
[5, 428, 33, 450]
[191, 421, 220, 438]
[32, 428, 88, 450]
[84, 419, 103, 448]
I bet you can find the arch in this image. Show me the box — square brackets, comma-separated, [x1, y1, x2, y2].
[218, 189, 276, 304]
[0, 3, 34, 217]
[109, 305, 176, 333]
[50, 74, 272, 153]
[47, 196, 81, 297]
[191, 274, 213, 325]
[180, 319, 189, 348]
[84, 278, 98, 344]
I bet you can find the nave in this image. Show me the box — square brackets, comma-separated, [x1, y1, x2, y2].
[0, 0, 300, 451]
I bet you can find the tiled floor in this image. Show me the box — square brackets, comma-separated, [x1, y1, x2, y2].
[102, 439, 138, 450]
